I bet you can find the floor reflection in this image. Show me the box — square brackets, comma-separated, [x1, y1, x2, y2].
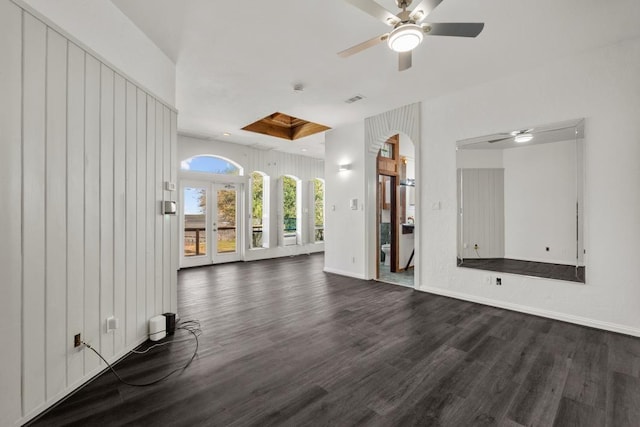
[378, 263, 414, 288]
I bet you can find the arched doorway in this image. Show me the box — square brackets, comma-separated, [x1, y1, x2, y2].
[364, 103, 421, 287]
[179, 155, 244, 267]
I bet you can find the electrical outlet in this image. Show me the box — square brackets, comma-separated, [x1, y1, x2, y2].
[546, 247, 550, 252]
[74, 333, 82, 347]
[496, 277, 502, 286]
[474, 243, 479, 250]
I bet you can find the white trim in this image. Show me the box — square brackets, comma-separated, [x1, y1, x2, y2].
[10, 0, 177, 112]
[17, 335, 148, 426]
[417, 285, 640, 338]
[323, 267, 368, 280]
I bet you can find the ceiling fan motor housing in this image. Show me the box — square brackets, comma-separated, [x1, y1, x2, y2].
[396, 0, 413, 9]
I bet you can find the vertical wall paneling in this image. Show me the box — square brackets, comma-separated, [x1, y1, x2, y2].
[461, 169, 505, 258]
[113, 73, 126, 355]
[124, 81, 137, 346]
[100, 64, 115, 358]
[0, 1, 23, 424]
[162, 106, 171, 313]
[83, 54, 101, 373]
[22, 12, 47, 414]
[5, 7, 178, 423]
[155, 100, 164, 315]
[44, 27, 68, 400]
[170, 111, 178, 313]
[136, 88, 147, 337]
[66, 40, 85, 388]
[146, 94, 156, 320]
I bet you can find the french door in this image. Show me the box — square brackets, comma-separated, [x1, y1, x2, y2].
[181, 180, 242, 267]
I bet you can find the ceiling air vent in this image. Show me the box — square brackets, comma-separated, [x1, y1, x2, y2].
[344, 94, 365, 104]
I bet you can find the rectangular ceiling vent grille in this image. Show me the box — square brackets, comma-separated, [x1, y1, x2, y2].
[345, 94, 365, 104]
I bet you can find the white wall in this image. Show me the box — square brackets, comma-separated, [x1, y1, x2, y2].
[324, 123, 368, 279]
[457, 149, 503, 169]
[0, 2, 179, 425]
[420, 37, 640, 336]
[16, 0, 176, 105]
[504, 141, 577, 264]
[398, 134, 415, 269]
[178, 135, 325, 261]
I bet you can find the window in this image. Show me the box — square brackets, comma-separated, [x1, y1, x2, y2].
[180, 155, 242, 175]
[282, 175, 300, 246]
[313, 178, 325, 242]
[250, 171, 269, 248]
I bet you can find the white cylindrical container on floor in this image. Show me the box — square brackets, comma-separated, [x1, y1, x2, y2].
[149, 315, 166, 341]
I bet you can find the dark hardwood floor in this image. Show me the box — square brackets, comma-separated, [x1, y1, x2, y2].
[30, 254, 639, 426]
[458, 258, 586, 283]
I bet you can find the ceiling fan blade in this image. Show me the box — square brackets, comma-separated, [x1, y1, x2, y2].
[423, 22, 485, 38]
[399, 51, 412, 71]
[409, 0, 443, 23]
[343, 0, 399, 26]
[487, 136, 512, 143]
[338, 33, 388, 58]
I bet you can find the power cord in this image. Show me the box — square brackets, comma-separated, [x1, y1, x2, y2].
[82, 319, 201, 387]
[131, 320, 202, 354]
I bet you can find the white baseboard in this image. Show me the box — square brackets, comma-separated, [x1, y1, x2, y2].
[323, 267, 368, 280]
[417, 285, 640, 338]
[17, 335, 148, 426]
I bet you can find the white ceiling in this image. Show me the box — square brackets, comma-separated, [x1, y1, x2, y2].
[111, 0, 640, 159]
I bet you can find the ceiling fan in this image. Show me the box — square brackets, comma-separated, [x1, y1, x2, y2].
[488, 129, 535, 144]
[338, 0, 484, 71]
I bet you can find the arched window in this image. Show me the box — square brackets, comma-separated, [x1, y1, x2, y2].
[281, 175, 301, 246]
[250, 171, 269, 249]
[180, 155, 243, 175]
[313, 178, 325, 242]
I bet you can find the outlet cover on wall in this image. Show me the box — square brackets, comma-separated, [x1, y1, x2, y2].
[106, 316, 119, 333]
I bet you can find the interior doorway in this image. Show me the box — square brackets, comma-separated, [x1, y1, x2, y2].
[376, 134, 415, 287]
[180, 180, 242, 268]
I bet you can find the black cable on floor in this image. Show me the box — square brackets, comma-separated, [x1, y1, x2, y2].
[82, 320, 201, 387]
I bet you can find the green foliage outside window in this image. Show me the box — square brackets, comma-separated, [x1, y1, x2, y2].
[283, 176, 297, 231]
[251, 172, 263, 226]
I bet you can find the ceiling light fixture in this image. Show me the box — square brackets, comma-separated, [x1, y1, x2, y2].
[223, 132, 231, 136]
[514, 133, 533, 143]
[387, 24, 424, 53]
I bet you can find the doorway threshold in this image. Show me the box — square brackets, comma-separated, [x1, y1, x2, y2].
[377, 264, 414, 288]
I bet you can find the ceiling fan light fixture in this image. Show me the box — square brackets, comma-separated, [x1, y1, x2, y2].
[514, 133, 533, 143]
[388, 24, 424, 52]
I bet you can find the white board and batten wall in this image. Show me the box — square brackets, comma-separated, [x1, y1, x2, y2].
[179, 134, 325, 261]
[0, 1, 179, 425]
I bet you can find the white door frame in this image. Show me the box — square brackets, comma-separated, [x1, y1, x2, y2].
[179, 178, 243, 268]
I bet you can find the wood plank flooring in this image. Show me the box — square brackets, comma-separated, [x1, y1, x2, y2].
[29, 254, 639, 426]
[458, 258, 585, 283]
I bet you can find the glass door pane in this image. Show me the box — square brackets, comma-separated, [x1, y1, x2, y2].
[215, 184, 237, 254]
[183, 186, 207, 258]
